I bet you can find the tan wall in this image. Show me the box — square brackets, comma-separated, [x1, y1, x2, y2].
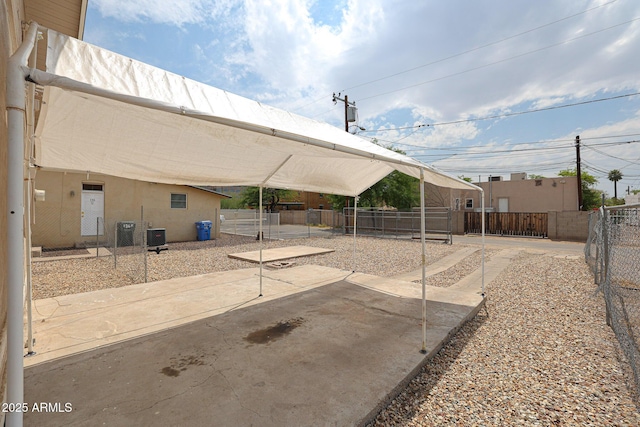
[452, 210, 589, 241]
[2, 0, 26, 419]
[279, 209, 342, 226]
[547, 211, 590, 241]
[460, 177, 579, 213]
[280, 191, 333, 210]
[32, 171, 224, 248]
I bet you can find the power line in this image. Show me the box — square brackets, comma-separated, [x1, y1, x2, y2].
[358, 17, 640, 103]
[359, 93, 640, 135]
[582, 144, 640, 165]
[401, 139, 640, 158]
[340, 1, 618, 93]
[293, 1, 618, 116]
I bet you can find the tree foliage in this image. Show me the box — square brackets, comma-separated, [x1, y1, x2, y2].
[241, 187, 293, 212]
[607, 169, 623, 199]
[558, 168, 601, 210]
[326, 142, 419, 211]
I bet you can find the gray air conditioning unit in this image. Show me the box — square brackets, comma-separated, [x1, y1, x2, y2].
[147, 228, 168, 254]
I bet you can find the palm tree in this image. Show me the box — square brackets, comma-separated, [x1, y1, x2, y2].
[608, 169, 623, 199]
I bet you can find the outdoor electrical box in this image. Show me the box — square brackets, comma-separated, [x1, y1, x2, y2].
[117, 221, 136, 247]
[347, 105, 357, 122]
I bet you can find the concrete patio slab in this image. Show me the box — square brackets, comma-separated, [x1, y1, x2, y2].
[25, 265, 349, 366]
[228, 245, 335, 263]
[22, 241, 531, 426]
[24, 278, 484, 427]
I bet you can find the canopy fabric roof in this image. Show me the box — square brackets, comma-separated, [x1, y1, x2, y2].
[33, 29, 479, 196]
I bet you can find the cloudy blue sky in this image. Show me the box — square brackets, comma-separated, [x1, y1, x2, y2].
[84, 0, 640, 197]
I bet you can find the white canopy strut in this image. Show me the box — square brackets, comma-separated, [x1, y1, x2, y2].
[6, 23, 486, 426]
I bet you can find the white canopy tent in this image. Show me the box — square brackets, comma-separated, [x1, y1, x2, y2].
[6, 23, 485, 426]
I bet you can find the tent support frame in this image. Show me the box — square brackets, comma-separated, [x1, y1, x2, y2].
[259, 186, 263, 297]
[5, 24, 489, 422]
[6, 21, 40, 427]
[420, 169, 427, 354]
[352, 196, 358, 272]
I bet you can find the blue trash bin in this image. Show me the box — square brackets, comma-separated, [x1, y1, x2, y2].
[195, 220, 212, 241]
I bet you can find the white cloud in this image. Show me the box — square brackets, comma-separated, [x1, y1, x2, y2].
[85, 0, 640, 191]
[90, 0, 232, 26]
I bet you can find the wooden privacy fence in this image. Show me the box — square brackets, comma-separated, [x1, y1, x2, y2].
[465, 212, 548, 238]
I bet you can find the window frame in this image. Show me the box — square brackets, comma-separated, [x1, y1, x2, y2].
[465, 198, 474, 209]
[170, 193, 187, 209]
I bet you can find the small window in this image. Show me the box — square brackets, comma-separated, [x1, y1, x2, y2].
[171, 193, 187, 209]
[319, 204, 324, 210]
[319, 193, 324, 198]
[82, 183, 103, 191]
[465, 198, 474, 209]
[454, 198, 460, 211]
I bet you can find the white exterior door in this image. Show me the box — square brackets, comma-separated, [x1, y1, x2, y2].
[498, 197, 509, 213]
[81, 190, 105, 236]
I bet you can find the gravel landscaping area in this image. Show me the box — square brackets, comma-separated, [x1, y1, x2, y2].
[31, 234, 462, 299]
[369, 252, 640, 426]
[31, 234, 640, 424]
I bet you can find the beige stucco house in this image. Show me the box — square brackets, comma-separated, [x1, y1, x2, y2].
[33, 170, 228, 248]
[426, 174, 580, 213]
[1, 0, 230, 415]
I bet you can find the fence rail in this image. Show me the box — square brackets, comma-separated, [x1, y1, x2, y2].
[343, 207, 452, 242]
[220, 209, 281, 238]
[586, 204, 640, 402]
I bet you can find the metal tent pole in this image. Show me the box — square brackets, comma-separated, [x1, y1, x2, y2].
[480, 189, 486, 297]
[259, 186, 263, 297]
[25, 30, 39, 358]
[352, 196, 358, 272]
[420, 169, 427, 353]
[6, 21, 40, 427]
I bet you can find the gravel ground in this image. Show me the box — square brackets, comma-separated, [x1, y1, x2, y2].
[31, 234, 461, 299]
[369, 252, 640, 426]
[31, 234, 640, 424]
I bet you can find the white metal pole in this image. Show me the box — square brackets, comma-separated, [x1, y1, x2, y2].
[7, 21, 40, 427]
[480, 189, 486, 297]
[25, 32, 39, 357]
[25, 176, 34, 356]
[259, 186, 263, 297]
[352, 196, 358, 272]
[420, 169, 427, 353]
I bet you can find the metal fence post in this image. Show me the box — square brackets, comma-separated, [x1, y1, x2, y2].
[96, 217, 100, 257]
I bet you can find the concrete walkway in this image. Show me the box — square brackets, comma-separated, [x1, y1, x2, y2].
[391, 246, 479, 282]
[24, 244, 520, 426]
[227, 245, 334, 263]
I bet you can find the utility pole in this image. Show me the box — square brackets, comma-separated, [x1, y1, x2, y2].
[332, 93, 356, 132]
[576, 135, 583, 211]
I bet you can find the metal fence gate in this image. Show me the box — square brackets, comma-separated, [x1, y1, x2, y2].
[343, 207, 452, 243]
[465, 212, 548, 237]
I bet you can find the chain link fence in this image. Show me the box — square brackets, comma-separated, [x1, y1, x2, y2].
[343, 207, 453, 243]
[220, 209, 281, 239]
[34, 215, 151, 284]
[585, 204, 640, 400]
